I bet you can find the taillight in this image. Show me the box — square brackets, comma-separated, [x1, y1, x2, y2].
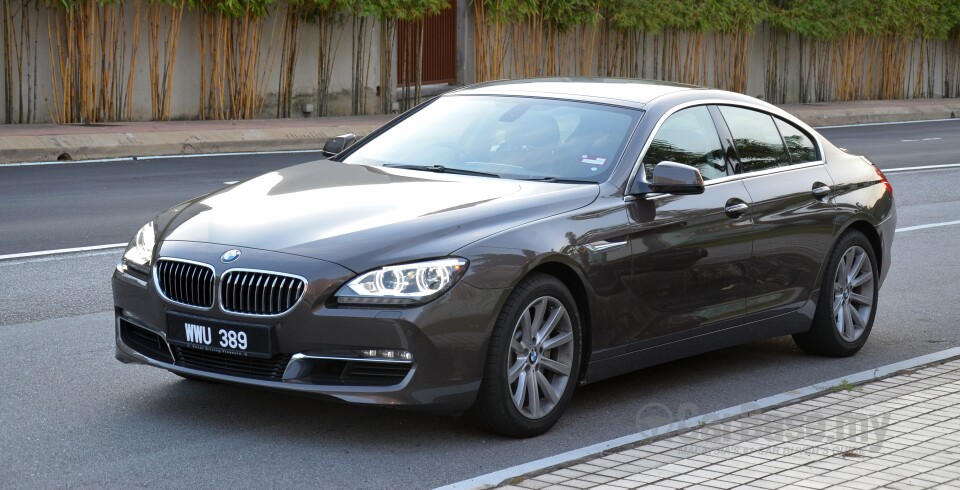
[874, 165, 893, 196]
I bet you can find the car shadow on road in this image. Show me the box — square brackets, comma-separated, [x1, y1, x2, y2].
[114, 335, 841, 449]
[561, 336, 816, 429]
[121, 372, 489, 445]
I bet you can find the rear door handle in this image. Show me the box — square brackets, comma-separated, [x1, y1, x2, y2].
[724, 202, 749, 218]
[812, 183, 832, 199]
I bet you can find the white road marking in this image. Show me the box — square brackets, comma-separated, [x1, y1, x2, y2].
[884, 163, 960, 173]
[896, 220, 960, 233]
[900, 137, 942, 142]
[1, 149, 325, 167]
[223, 181, 239, 185]
[0, 249, 123, 266]
[439, 347, 960, 490]
[0, 243, 126, 261]
[815, 118, 960, 129]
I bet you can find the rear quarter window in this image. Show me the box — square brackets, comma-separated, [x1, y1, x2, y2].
[718, 105, 790, 173]
[775, 118, 820, 164]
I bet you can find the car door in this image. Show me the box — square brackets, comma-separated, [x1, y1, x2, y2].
[714, 105, 837, 322]
[619, 105, 754, 347]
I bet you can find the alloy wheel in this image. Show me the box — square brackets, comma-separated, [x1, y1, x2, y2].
[833, 245, 875, 342]
[507, 296, 574, 419]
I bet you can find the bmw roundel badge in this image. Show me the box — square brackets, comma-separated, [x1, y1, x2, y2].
[220, 249, 242, 263]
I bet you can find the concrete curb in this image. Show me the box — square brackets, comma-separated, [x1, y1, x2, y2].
[0, 124, 384, 164]
[783, 101, 960, 127]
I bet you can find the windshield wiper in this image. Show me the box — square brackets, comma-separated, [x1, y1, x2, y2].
[521, 177, 597, 184]
[383, 164, 500, 178]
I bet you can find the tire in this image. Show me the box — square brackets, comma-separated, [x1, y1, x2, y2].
[471, 273, 582, 438]
[793, 230, 879, 357]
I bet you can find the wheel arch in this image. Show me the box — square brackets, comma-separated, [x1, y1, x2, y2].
[838, 219, 883, 274]
[805, 217, 883, 319]
[528, 260, 593, 383]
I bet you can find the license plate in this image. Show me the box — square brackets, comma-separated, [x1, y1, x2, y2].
[167, 314, 272, 358]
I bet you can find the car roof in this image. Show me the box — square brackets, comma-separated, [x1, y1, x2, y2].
[449, 78, 704, 109]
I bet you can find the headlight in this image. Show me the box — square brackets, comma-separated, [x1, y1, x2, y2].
[121, 221, 157, 275]
[335, 258, 468, 305]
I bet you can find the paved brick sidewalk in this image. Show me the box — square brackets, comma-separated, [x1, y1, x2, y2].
[502, 359, 960, 490]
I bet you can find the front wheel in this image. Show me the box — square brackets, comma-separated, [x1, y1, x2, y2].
[471, 273, 582, 437]
[793, 230, 879, 357]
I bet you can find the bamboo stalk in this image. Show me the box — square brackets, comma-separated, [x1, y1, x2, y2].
[316, 7, 344, 117]
[3, 0, 13, 123]
[27, 0, 37, 122]
[44, 5, 57, 123]
[149, 1, 183, 121]
[474, 0, 486, 81]
[361, 16, 374, 114]
[414, 18, 423, 105]
[197, 9, 205, 119]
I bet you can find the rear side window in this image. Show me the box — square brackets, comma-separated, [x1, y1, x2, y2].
[642, 106, 727, 181]
[775, 118, 819, 164]
[718, 106, 789, 173]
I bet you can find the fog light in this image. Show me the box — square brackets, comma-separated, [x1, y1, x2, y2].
[356, 349, 414, 362]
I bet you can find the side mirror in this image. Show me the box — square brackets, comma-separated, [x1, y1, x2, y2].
[322, 133, 357, 157]
[649, 161, 704, 195]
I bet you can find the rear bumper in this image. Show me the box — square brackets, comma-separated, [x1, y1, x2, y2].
[877, 205, 897, 288]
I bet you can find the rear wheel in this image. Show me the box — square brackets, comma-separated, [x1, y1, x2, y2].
[472, 273, 582, 437]
[793, 230, 878, 357]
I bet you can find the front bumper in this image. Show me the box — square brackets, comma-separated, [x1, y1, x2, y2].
[113, 241, 507, 412]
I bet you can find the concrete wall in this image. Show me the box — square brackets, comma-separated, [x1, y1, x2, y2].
[1, 5, 386, 123]
[1, 3, 955, 124]
[468, 17, 951, 105]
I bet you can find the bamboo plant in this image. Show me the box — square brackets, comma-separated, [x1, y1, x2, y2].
[4, 0, 960, 125]
[303, 0, 344, 117]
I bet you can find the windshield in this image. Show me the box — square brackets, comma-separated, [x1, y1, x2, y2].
[343, 95, 642, 183]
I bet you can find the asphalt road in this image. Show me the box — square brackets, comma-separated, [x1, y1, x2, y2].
[0, 119, 957, 256]
[1, 121, 959, 489]
[818, 119, 960, 168]
[0, 153, 324, 255]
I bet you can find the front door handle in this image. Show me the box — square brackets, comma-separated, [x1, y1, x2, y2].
[724, 202, 749, 219]
[812, 183, 832, 199]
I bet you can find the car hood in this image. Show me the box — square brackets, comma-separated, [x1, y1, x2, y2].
[158, 161, 600, 272]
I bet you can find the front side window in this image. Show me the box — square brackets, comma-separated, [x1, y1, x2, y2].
[775, 118, 819, 164]
[718, 106, 790, 173]
[641, 106, 726, 181]
[343, 95, 641, 183]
